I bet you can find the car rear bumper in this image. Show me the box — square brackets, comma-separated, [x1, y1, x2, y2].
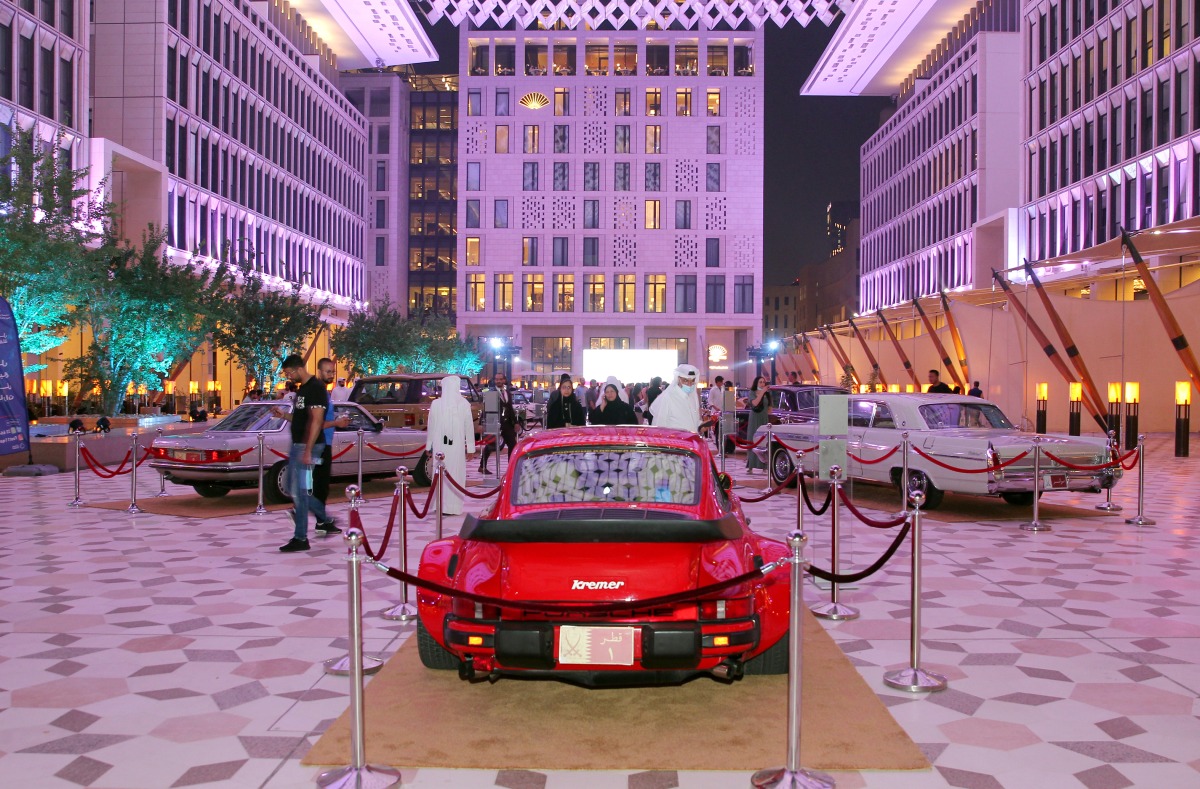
[150, 462, 255, 483]
[443, 615, 760, 673]
[987, 467, 1119, 494]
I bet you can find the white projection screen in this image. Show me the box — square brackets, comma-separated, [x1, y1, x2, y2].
[581, 349, 679, 385]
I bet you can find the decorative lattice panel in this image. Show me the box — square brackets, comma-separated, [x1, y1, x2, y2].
[583, 122, 608, 154]
[732, 234, 755, 268]
[552, 196, 576, 229]
[613, 234, 637, 268]
[613, 197, 637, 231]
[583, 86, 606, 116]
[706, 197, 728, 230]
[732, 86, 757, 118]
[674, 236, 699, 268]
[733, 122, 757, 156]
[522, 196, 545, 229]
[464, 122, 487, 155]
[674, 159, 699, 192]
[418, 0, 842, 30]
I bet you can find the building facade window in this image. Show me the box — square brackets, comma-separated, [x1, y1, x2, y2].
[645, 199, 661, 229]
[584, 161, 599, 190]
[584, 199, 600, 228]
[523, 161, 539, 190]
[495, 199, 509, 228]
[584, 273, 605, 312]
[552, 236, 569, 266]
[524, 124, 540, 153]
[645, 124, 662, 154]
[676, 88, 692, 116]
[583, 236, 599, 266]
[675, 200, 691, 229]
[734, 275, 754, 313]
[467, 273, 485, 311]
[554, 87, 570, 115]
[617, 273, 636, 312]
[553, 161, 569, 190]
[466, 236, 480, 266]
[494, 273, 513, 311]
[553, 273, 574, 311]
[675, 274, 696, 312]
[706, 274, 725, 313]
[645, 273, 666, 312]
[523, 273, 544, 311]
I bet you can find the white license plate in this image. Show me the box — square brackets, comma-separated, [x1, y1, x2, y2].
[1044, 473, 1068, 489]
[556, 626, 636, 666]
[172, 450, 204, 462]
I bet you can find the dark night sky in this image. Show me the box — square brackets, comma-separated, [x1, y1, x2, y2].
[412, 17, 892, 286]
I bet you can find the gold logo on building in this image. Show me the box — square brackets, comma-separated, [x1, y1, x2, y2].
[519, 92, 550, 109]
[708, 344, 728, 363]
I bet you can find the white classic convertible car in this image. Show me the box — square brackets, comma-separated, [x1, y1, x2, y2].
[755, 393, 1121, 508]
[148, 401, 427, 502]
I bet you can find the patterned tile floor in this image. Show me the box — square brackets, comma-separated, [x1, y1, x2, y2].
[0, 436, 1197, 788]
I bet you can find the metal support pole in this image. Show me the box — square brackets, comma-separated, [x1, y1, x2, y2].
[68, 431, 83, 507]
[254, 432, 268, 515]
[1019, 437, 1049, 532]
[763, 422, 774, 478]
[883, 495, 947, 692]
[750, 529, 835, 789]
[896, 432, 911, 517]
[1096, 430, 1123, 512]
[154, 428, 170, 497]
[323, 486, 384, 677]
[380, 466, 417, 621]
[434, 451, 446, 540]
[1124, 435, 1156, 526]
[719, 399, 728, 475]
[794, 450, 805, 530]
[316, 526, 402, 789]
[810, 466, 859, 620]
[126, 432, 143, 514]
[355, 428, 367, 501]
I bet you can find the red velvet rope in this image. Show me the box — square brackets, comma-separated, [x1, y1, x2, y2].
[405, 475, 440, 519]
[1120, 449, 1140, 471]
[269, 448, 288, 460]
[730, 434, 766, 449]
[839, 492, 909, 529]
[442, 470, 503, 499]
[910, 445, 1029, 474]
[847, 445, 900, 465]
[365, 443, 425, 458]
[1042, 448, 1137, 471]
[80, 447, 132, 478]
[354, 492, 401, 560]
[772, 436, 810, 453]
[331, 444, 355, 460]
[737, 470, 798, 502]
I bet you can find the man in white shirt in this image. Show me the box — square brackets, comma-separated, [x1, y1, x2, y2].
[330, 378, 351, 402]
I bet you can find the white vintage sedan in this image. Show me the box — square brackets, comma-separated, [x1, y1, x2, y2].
[755, 393, 1120, 509]
[148, 401, 427, 503]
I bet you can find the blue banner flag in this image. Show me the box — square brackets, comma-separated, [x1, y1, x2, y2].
[0, 296, 31, 456]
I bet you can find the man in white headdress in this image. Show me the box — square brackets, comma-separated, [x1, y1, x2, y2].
[425, 375, 476, 515]
[649, 364, 702, 432]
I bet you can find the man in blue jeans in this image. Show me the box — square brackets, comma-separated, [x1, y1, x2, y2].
[278, 354, 335, 553]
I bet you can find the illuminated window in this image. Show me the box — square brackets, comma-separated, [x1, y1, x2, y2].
[467, 273, 485, 311]
[617, 274, 636, 312]
[554, 87, 570, 116]
[614, 88, 631, 116]
[676, 88, 692, 116]
[553, 273, 575, 312]
[584, 273, 605, 312]
[466, 237, 480, 266]
[523, 273, 544, 311]
[495, 125, 509, 153]
[645, 274, 666, 312]
[645, 88, 661, 116]
[645, 199, 661, 229]
[522, 236, 539, 266]
[645, 125, 661, 154]
[707, 89, 721, 116]
[467, 89, 482, 116]
[523, 124, 540, 153]
[494, 273, 513, 312]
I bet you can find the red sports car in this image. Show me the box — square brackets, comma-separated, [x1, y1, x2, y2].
[415, 426, 792, 685]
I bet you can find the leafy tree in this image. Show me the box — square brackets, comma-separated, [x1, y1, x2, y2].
[0, 127, 111, 373]
[65, 229, 230, 415]
[331, 300, 483, 378]
[211, 256, 325, 394]
[329, 297, 408, 377]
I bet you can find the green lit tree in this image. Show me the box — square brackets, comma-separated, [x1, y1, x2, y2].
[394, 316, 483, 378]
[331, 301, 483, 378]
[65, 229, 230, 415]
[0, 127, 112, 374]
[211, 255, 325, 394]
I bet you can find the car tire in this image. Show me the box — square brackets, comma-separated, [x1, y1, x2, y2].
[743, 632, 788, 675]
[771, 447, 797, 487]
[1001, 491, 1042, 506]
[417, 620, 461, 670]
[191, 483, 231, 498]
[904, 470, 945, 510]
[264, 460, 291, 504]
[410, 451, 432, 487]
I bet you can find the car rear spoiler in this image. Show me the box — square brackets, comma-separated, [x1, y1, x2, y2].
[459, 513, 744, 543]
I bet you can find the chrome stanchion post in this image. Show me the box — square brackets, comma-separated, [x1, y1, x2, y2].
[1019, 437, 1049, 532]
[1096, 430, 1123, 512]
[751, 529, 835, 789]
[126, 432, 143, 514]
[793, 449, 805, 528]
[323, 486, 384, 677]
[154, 428, 169, 497]
[763, 422, 774, 478]
[254, 432, 268, 515]
[897, 431, 911, 516]
[884, 491, 947, 693]
[355, 428, 367, 501]
[316, 526, 401, 789]
[68, 430, 83, 507]
[380, 466, 417, 621]
[434, 451, 445, 540]
[810, 465, 859, 621]
[1124, 435, 1156, 526]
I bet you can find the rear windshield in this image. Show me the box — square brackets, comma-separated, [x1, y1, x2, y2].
[919, 403, 1014, 429]
[512, 447, 700, 506]
[208, 404, 289, 432]
[351, 380, 418, 405]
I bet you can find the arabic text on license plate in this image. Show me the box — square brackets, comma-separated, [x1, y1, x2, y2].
[556, 626, 636, 666]
[1045, 473, 1068, 489]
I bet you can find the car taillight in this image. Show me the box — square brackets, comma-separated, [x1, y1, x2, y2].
[212, 450, 242, 462]
[150, 447, 170, 459]
[405, 413, 416, 427]
[698, 597, 753, 620]
[451, 598, 500, 620]
[986, 445, 1003, 479]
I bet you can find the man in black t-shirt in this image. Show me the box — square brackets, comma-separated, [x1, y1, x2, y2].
[278, 354, 334, 553]
[926, 369, 953, 394]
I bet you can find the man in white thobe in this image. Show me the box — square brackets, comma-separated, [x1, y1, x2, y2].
[425, 375, 477, 515]
[649, 364, 702, 433]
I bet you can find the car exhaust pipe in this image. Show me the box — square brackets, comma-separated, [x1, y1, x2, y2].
[710, 659, 742, 681]
[457, 658, 476, 681]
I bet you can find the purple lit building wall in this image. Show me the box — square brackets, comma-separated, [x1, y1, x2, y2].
[455, 25, 765, 384]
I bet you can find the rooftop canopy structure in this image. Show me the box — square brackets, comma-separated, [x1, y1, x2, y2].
[416, 0, 844, 30]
